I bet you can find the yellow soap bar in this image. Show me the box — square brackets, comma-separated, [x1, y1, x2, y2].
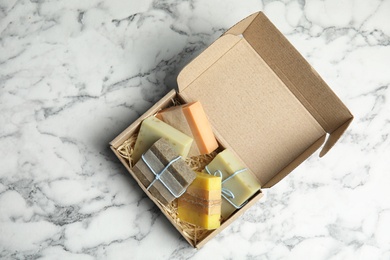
[132, 117, 193, 163]
[178, 172, 221, 229]
[205, 149, 261, 220]
[157, 101, 218, 156]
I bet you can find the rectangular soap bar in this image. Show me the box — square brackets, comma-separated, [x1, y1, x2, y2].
[205, 149, 261, 220]
[133, 138, 196, 205]
[178, 172, 221, 230]
[132, 116, 193, 163]
[156, 101, 218, 156]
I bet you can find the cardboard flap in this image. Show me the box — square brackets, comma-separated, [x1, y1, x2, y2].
[223, 12, 260, 36]
[177, 35, 241, 91]
[177, 12, 353, 187]
[230, 12, 353, 138]
[178, 35, 326, 187]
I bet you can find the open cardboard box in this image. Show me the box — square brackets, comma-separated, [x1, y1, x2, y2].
[110, 12, 353, 248]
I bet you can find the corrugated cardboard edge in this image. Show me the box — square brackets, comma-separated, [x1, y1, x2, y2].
[319, 117, 353, 157]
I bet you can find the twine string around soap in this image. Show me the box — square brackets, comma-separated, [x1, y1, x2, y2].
[142, 154, 186, 198]
[205, 166, 249, 209]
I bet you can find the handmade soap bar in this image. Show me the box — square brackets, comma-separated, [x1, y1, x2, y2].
[133, 138, 196, 206]
[178, 172, 221, 229]
[205, 149, 261, 220]
[132, 116, 193, 163]
[156, 101, 218, 157]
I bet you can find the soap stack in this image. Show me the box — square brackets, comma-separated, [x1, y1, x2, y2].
[133, 138, 196, 205]
[131, 101, 261, 230]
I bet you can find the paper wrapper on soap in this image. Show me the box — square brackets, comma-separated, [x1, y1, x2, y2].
[156, 101, 218, 157]
[133, 138, 196, 206]
[205, 149, 261, 220]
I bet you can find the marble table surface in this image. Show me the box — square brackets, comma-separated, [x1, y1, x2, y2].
[1, 0, 389, 259]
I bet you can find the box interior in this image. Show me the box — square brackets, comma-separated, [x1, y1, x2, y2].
[177, 12, 353, 188]
[178, 36, 326, 188]
[226, 12, 353, 157]
[110, 90, 263, 247]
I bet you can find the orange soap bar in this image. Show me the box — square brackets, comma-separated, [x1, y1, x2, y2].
[157, 101, 218, 156]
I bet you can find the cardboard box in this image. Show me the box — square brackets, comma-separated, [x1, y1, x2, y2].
[109, 12, 353, 248]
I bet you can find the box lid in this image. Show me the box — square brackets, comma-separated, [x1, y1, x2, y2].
[177, 12, 353, 188]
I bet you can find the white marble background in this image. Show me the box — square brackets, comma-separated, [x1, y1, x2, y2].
[1, 0, 389, 259]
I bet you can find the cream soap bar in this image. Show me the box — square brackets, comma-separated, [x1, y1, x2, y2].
[132, 116, 193, 163]
[205, 149, 261, 220]
[178, 172, 221, 229]
[156, 101, 218, 156]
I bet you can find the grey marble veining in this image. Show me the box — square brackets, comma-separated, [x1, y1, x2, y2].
[1, 0, 390, 259]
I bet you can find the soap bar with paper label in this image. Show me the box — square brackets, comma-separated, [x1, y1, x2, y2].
[132, 116, 193, 163]
[156, 101, 218, 157]
[205, 149, 261, 220]
[178, 171, 221, 229]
